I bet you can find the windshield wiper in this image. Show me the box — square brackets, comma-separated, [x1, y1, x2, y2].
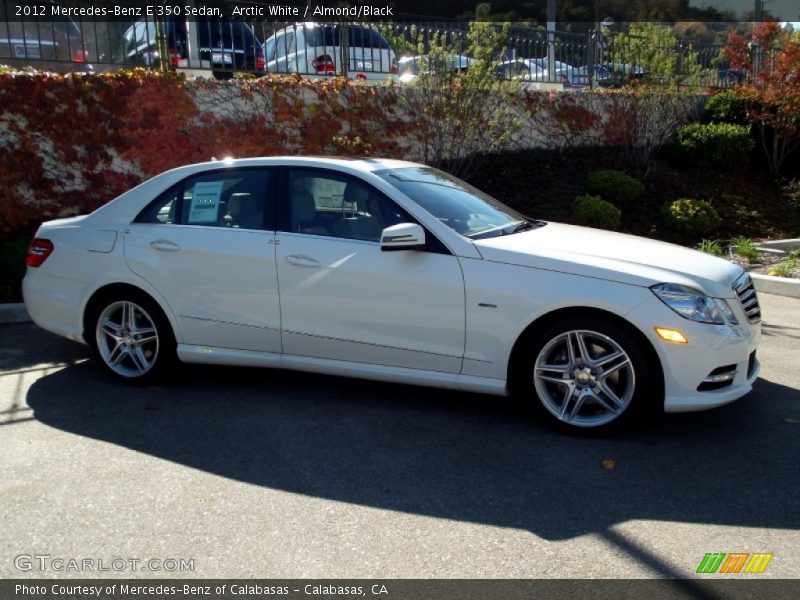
[469, 220, 543, 240]
[509, 220, 535, 234]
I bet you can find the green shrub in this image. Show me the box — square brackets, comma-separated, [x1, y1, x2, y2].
[704, 90, 749, 125]
[572, 195, 622, 230]
[729, 236, 760, 263]
[662, 199, 721, 238]
[676, 122, 753, 169]
[696, 239, 724, 257]
[586, 170, 645, 207]
[768, 249, 798, 277]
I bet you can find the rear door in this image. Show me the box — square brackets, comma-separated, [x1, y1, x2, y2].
[124, 168, 281, 353]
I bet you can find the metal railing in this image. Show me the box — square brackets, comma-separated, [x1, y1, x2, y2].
[0, 1, 767, 89]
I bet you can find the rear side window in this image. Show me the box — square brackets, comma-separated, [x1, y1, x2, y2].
[136, 170, 274, 230]
[196, 20, 257, 50]
[347, 27, 389, 50]
[137, 185, 180, 224]
[305, 26, 389, 49]
[305, 26, 337, 47]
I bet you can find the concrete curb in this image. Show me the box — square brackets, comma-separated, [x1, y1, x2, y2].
[750, 273, 800, 299]
[756, 238, 800, 253]
[0, 303, 30, 324]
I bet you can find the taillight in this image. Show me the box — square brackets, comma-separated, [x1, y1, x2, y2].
[169, 47, 181, 68]
[312, 54, 335, 75]
[356, 72, 366, 80]
[256, 56, 266, 71]
[389, 57, 398, 74]
[26, 238, 54, 268]
[72, 49, 88, 63]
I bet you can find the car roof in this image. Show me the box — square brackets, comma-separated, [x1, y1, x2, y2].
[177, 156, 422, 174]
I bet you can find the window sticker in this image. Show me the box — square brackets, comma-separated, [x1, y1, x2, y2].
[187, 181, 224, 224]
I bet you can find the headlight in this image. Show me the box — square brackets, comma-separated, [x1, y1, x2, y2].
[713, 298, 739, 325]
[651, 283, 727, 324]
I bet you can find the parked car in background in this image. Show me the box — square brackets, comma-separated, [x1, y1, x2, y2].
[567, 64, 614, 88]
[23, 157, 761, 434]
[717, 68, 746, 87]
[116, 18, 265, 78]
[602, 62, 647, 84]
[497, 58, 591, 87]
[497, 58, 544, 81]
[263, 23, 397, 80]
[0, 10, 92, 72]
[397, 54, 473, 83]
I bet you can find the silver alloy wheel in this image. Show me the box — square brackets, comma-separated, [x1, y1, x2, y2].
[533, 329, 635, 428]
[95, 301, 159, 378]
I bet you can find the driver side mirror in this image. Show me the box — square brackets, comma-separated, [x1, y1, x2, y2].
[380, 223, 426, 252]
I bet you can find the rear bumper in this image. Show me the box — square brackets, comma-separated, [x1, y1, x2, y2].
[22, 268, 89, 343]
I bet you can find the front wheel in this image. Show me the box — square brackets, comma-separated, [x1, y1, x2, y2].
[88, 291, 176, 385]
[516, 316, 659, 433]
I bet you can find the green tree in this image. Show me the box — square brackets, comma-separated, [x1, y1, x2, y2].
[401, 21, 521, 177]
[609, 23, 701, 87]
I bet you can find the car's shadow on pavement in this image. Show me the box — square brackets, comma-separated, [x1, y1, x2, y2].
[25, 353, 800, 543]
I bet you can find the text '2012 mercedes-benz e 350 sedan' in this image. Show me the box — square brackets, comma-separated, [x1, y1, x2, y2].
[23, 157, 761, 433]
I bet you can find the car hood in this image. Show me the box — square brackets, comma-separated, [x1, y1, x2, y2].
[473, 222, 743, 298]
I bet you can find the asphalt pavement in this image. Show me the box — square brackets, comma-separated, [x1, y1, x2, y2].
[1, 293, 798, 579]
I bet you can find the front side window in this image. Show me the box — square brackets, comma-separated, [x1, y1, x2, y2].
[285, 170, 413, 242]
[136, 169, 272, 230]
[375, 167, 530, 240]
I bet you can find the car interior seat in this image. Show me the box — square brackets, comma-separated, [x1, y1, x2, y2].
[291, 178, 328, 235]
[224, 192, 263, 229]
[332, 182, 382, 241]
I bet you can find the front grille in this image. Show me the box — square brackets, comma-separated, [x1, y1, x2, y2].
[733, 273, 761, 324]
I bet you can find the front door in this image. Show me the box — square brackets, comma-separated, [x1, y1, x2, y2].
[275, 168, 465, 373]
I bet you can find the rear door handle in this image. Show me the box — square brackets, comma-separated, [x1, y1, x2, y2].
[149, 239, 180, 252]
[285, 255, 321, 268]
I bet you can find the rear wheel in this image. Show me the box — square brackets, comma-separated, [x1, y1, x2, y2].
[88, 291, 175, 385]
[516, 316, 658, 433]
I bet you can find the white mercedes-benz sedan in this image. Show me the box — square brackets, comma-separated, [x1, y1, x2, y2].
[23, 157, 761, 432]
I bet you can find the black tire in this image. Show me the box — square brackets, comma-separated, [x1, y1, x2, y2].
[513, 315, 660, 434]
[86, 289, 176, 385]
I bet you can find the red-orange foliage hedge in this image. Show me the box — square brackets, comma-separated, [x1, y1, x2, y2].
[0, 69, 410, 236]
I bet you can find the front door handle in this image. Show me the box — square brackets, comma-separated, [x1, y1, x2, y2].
[150, 239, 180, 252]
[285, 255, 321, 268]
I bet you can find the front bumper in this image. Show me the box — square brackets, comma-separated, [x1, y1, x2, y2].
[626, 295, 761, 413]
[663, 351, 760, 413]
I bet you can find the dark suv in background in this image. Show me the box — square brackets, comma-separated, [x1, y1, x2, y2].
[116, 18, 265, 78]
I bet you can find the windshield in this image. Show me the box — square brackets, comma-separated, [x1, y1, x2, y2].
[376, 167, 532, 240]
